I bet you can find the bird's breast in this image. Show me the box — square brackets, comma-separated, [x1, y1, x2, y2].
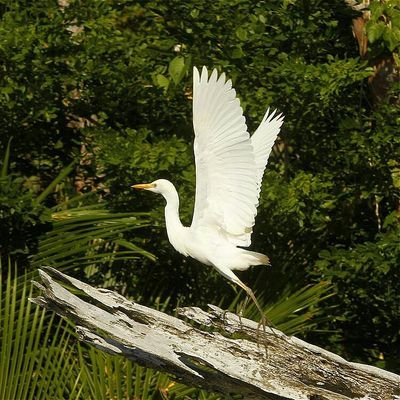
[167, 225, 190, 257]
[183, 227, 222, 266]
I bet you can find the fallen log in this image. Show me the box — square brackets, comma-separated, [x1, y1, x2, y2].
[30, 267, 400, 400]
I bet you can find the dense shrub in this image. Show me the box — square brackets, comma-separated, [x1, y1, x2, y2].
[0, 173, 50, 260]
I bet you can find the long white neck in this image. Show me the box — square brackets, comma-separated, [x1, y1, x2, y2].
[161, 185, 187, 255]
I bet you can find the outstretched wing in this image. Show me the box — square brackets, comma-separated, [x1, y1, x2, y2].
[190, 66, 262, 246]
[250, 108, 284, 201]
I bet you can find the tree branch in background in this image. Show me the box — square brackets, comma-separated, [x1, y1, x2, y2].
[346, 0, 400, 103]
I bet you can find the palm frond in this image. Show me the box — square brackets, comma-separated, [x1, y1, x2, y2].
[34, 161, 76, 205]
[267, 281, 335, 335]
[0, 257, 79, 400]
[33, 204, 155, 271]
[233, 280, 335, 336]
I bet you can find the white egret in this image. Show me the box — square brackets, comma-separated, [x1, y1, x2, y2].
[133, 66, 283, 329]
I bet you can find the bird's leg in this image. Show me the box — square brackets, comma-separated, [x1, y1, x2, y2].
[237, 294, 250, 328]
[238, 294, 250, 317]
[236, 294, 250, 333]
[221, 308, 230, 326]
[214, 266, 276, 338]
[234, 279, 267, 334]
[232, 278, 271, 356]
[232, 277, 277, 338]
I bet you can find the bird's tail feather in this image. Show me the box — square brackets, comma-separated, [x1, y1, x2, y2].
[247, 250, 269, 266]
[231, 250, 269, 271]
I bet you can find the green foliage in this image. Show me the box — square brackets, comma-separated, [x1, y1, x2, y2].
[0, 141, 50, 259]
[0, 258, 78, 399]
[235, 280, 335, 336]
[0, 0, 399, 389]
[32, 196, 157, 300]
[33, 199, 155, 271]
[88, 126, 193, 211]
[0, 141, 79, 261]
[313, 213, 400, 371]
[366, 0, 400, 54]
[0, 173, 48, 258]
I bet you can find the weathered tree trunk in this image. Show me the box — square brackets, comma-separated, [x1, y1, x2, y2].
[30, 267, 400, 400]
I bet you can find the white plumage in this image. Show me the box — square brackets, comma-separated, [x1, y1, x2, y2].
[133, 66, 284, 326]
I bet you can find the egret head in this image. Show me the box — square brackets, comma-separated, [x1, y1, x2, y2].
[131, 179, 175, 195]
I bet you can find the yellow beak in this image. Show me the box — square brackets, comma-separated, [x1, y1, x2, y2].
[131, 183, 156, 190]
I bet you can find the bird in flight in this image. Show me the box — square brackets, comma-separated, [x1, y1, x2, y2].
[133, 66, 283, 330]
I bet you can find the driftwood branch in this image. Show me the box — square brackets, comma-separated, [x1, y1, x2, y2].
[30, 267, 400, 400]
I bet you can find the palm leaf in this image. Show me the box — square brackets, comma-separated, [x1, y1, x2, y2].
[34, 160, 76, 205]
[33, 202, 155, 271]
[232, 280, 335, 336]
[0, 257, 81, 400]
[266, 281, 335, 334]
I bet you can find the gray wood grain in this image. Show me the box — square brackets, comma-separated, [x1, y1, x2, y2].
[30, 267, 400, 400]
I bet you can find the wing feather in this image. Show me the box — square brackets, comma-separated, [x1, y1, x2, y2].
[250, 108, 284, 200]
[191, 66, 283, 247]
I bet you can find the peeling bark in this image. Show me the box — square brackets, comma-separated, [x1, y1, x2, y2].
[30, 267, 400, 400]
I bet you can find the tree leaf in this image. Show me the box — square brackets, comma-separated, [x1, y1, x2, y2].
[367, 22, 386, 43]
[168, 56, 186, 85]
